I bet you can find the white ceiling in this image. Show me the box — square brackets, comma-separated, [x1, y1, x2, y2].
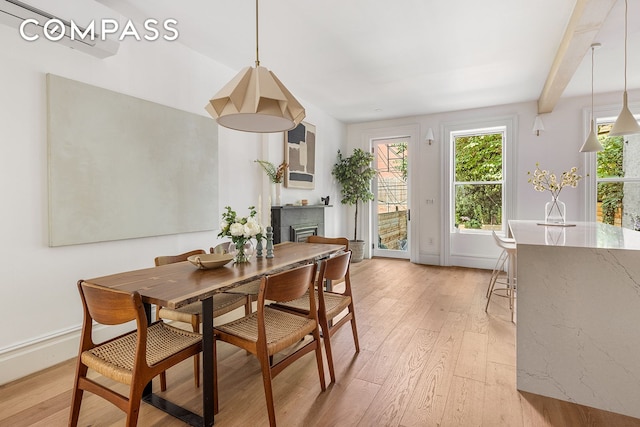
[99, 0, 640, 123]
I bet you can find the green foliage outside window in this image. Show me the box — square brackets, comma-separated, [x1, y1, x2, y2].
[454, 133, 503, 228]
[596, 132, 624, 225]
[389, 142, 408, 182]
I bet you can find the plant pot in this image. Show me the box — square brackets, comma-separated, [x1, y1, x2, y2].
[349, 240, 366, 263]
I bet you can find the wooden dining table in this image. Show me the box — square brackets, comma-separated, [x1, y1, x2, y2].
[82, 241, 345, 426]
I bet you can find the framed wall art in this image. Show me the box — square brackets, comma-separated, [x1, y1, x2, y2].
[284, 121, 315, 189]
[47, 74, 218, 246]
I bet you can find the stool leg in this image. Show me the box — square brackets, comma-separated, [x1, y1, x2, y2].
[508, 253, 516, 323]
[486, 250, 508, 312]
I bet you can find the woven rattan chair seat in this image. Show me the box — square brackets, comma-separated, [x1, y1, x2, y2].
[226, 280, 261, 296]
[158, 292, 247, 323]
[215, 307, 317, 355]
[275, 290, 351, 319]
[80, 322, 202, 385]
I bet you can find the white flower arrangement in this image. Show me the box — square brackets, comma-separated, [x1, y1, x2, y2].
[218, 206, 263, 240]
[218, 206, 264, 263]
[527, 163, 582, 198]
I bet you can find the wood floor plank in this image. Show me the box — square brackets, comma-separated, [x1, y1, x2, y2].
[453, 331, 488, 383]
[355, 322, 418, 385]
[440, 376, 485, 427]
[356, 328, 438, 426]
[2, 259, 639, 427]
[399, 311, 468, 426]
[307, 378, 380, 427]
[483, 361, 523, 427]
[486, 316, 516, 367]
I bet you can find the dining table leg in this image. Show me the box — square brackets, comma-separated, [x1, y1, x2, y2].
[202, 296, 215, 426]
[143, 303, 153, 396]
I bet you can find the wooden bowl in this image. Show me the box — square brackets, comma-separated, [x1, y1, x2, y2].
[187, 253, 234, 269]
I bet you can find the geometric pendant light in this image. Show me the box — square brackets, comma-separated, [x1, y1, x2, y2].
[610, 0, 640, 136]
[205, 0, 305, 133]
[580, 43, 604, 152]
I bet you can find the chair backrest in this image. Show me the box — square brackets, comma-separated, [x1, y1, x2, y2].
[492, 230, 516, 251]
[259, 263, 317, 305]
[318, 250, 352, 284]
[210, 242, 231, 254]
[154, 249, 206, 266]
[78, 280, 143, 326]
[307, 235, 349, 251]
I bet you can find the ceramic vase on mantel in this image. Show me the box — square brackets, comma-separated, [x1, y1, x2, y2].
[545, 196, 566, 224]
[272, 182, 282, 206]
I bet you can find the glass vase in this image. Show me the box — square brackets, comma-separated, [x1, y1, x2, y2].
[545, 196, 566, 224]
[228, 239, 254, 264]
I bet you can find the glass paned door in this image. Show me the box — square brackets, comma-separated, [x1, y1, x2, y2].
[373, 137, 410, 259]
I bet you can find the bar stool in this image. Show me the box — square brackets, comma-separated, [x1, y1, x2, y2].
[486, 230, 517, 322]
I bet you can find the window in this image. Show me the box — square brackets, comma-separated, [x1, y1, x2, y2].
[595, 122, 640, 230]
[451, 127, 505, 232]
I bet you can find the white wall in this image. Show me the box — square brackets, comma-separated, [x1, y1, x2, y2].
[347, 89, 640, 267]
[0, 1, 346, 384]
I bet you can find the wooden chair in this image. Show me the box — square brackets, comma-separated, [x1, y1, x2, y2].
[215, 236, 349, 299]
[272, 250, 359, 383]
[210, 242, 231, 254]
[69, 281, 202, 427]
[213, 263, 326, 426]
[307, 235, 349, 250]
[306, 235, 349, 289]
[211, 242, 261, 309]
[154, 249, 250, 390]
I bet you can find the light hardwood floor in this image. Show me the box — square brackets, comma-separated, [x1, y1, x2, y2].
[2, 258, 639, 427]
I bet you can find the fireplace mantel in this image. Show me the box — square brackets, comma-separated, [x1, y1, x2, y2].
[271, 205, 332, 244]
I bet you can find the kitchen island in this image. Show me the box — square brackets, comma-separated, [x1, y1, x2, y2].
[509, 220, 640, 419]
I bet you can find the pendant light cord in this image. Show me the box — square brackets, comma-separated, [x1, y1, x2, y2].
[255, 0, 260, 67]
[591, 45, 594, 125]
[623, 0, 628, 91]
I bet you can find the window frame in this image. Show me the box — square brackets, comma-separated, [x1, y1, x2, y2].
[451, 127, 506, 234]
[583, 104, 640, 223]
[441, 116, 516, 266]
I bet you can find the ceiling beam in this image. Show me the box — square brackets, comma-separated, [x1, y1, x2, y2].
[537, 0, 617, 114]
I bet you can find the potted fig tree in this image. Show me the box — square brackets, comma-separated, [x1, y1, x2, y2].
[332, 148, 376, 262]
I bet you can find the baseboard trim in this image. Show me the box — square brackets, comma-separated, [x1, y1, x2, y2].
[417, 253, 440, 265]
[0, 322, 132, 386]
[448, 254, 495, 270]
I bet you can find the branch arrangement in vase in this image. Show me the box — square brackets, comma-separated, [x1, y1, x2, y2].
[527, 163, 582, 199]
[255, 160, 288, 184]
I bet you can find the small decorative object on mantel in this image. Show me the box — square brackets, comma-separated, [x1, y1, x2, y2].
[218, 205, 263, 263]
[528, 163, 582, 225]
[321, 195, 330, 205]
[255, 159, 287, 206]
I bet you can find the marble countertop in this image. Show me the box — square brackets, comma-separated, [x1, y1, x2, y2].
[508, 220, 640, 250]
